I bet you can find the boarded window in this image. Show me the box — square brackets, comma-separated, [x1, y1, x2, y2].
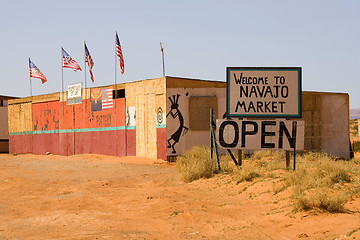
[113, 89, 125, 99]
[189, 96, 217, 131]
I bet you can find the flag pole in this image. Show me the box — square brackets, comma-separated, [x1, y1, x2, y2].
[160, 42, 165, 77]
[114, 32, 118, 156]
[114, 31, 117, 112]
[61, 47, 64, 115]
[29, 58, 33, 101]
[84, 41, 87, 113]
[29, 58, 34, 154]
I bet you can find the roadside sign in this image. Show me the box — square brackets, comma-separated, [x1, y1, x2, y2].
[216, 119, 305, 151]
[226, 67, 302, 118]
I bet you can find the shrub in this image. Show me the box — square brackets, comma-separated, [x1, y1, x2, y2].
[218, 155, 235, 173]
[295, 189, 348, 213]
[287, 154, 351, 190]
[232, 163, 263, 183]
[251, 150, 285, 161]
[176, 146, 217, 182]
[288, 152, 352, 212]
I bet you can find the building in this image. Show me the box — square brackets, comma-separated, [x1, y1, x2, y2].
[0, 95, 18, 153]
[8, 77, 350, 159]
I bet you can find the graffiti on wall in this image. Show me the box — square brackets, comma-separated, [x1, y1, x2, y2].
[34, 107, 59, 131]
[91, 112, 112, 127]
[166, 94, 188, 154]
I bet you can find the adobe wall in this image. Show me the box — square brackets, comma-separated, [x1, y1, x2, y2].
[165, 77, 227, 156]
[166, 87, 226, 156]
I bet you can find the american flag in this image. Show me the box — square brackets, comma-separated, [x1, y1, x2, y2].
[84, 43, 94, 82]
[29, 59, 47, 84]
[102, 87, 113, 110]
[115, 32, 124, 74]
[62, 48, 82, 71]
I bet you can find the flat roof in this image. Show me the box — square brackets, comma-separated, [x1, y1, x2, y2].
[8, 76, 349, 104]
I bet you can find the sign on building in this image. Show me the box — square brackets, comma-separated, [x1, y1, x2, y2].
[226, 67, 302, 118]
[91, 87, 114, 112]
[216, 119, 305, 151]
[67, 83, 82, 105]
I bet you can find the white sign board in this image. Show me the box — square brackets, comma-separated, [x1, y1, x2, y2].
[227, 67, 302, 118]
[67, 83, 82, 99]
[216, 119, 304, 151]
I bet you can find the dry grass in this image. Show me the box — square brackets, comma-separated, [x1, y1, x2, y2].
[176, 147, 360, 213]
[295, 189, 348, 213]
[220, 150, 286, 183]
[232, 163, 263, 183]
[176, 146, 217, 182]
[287, 153, 354, 212]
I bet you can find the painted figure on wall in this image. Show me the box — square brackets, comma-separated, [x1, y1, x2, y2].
[167, 94, 188, 154]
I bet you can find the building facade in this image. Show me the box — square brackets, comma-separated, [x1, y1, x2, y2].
[8, 77, 350, 159]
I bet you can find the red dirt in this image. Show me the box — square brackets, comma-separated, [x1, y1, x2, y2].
[0, 154, 359, 239]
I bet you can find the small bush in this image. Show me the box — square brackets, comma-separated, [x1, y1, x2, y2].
[176, 146, 217, 182]
[251, 150, 285, 161]
[298, 152, 330, 164]
[287, 153, 351, 187]
[287, 152, 352, 212]
[232, 163, 263, 183]
[296, 194, 313, 211]
[295, 189, 348, 213]
[219, 155, 236, 174]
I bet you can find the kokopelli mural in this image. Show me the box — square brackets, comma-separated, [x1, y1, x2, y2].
[167, 94, 188, 154]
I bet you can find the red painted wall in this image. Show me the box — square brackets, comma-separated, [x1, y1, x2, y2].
[11, 93, 137, 158]
[126, 129, 136, 156]
[157, 128, 167, 160]
[9, 135, 33, 154]
[33, 133, 60, 155]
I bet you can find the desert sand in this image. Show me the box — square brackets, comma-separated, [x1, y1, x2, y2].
[0, 153, 359, 239]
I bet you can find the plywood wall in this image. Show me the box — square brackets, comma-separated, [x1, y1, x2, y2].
[124, 78, 166, 158]
[0, 108, 8, 139]
[8, 102, 33, 133]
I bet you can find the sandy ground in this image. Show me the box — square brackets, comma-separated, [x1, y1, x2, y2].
[0, 154, 359, 240]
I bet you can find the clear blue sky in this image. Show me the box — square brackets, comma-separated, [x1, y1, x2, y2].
[1, 0, 359, 108]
